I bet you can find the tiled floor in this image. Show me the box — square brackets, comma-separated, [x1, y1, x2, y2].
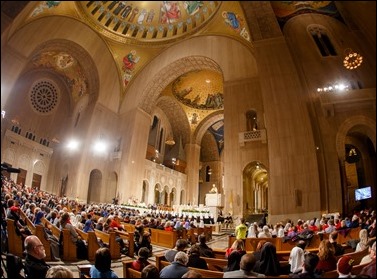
[46, 233, 231, 277]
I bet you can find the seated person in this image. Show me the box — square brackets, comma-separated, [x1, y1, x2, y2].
[253, 242, 280, 276]
[135, 229, 153, 257]
[45, 265, 74, 278]
[360, 240, 376, 265]
[187, 244, 208, 270]
[132, 247, 151, 271]
[90, 247, 118, 278]
[329, 231, 344, 256]
[289, 252, 320, 278]
[60, 212, 88, 259]
[223, 253, 265, 278]
[160, 251, 189, 278]
[24, 235, 51, 278]
[164, 239, 188, 262]
[336, 255, 354, 278]
[197, 233, 215, 258]
[141, 264, 159, 279]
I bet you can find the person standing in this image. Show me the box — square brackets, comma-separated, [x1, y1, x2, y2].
[235, 218, 248, 240]
[24, 235, 51, 278]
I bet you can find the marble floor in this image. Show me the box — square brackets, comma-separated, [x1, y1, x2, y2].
[43, 232, 231, 277]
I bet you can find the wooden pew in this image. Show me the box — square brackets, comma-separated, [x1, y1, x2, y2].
[337, 247, 369, 265]
[6, 219, 24, 257]
[122, 259, 143, 278]
[155, 253, 171, 271]
[228, 228, 363, 252]
[77, 264, 92, 278]
[352, 262, 369, 276]
[93, 229, 122, 259]
[276, 248, 319, 262]
[62, 228, 78, 261]
[41, 217, 79, 261]
[202, 256, 227, 271]
[115, 230, 135, 258]
[189, 266, 224, 278]
[322, 262, 369, 278]
[155, 253, 224, 278]
[122, 223, 180, 249]
[337, 227, 361, 244]
[77, 228, 123, 262]
[41, 217, 61, 240]
[150, 228, 178, 248]
[35, 225, 52, 260]
[213, 248, 227, 259]
[75, 228, 101, 262]
[18, 210, 53, 260]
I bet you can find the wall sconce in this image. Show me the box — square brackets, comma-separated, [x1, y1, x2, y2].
[343, 48, 363, 70]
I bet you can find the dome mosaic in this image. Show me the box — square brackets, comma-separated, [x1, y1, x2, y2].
[78, 1, 221, 43]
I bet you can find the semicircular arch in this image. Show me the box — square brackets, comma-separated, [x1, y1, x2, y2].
[336, 116, 376, 161]
[120, 35, 256, 115]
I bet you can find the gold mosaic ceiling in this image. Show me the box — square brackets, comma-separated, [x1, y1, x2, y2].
[164, 69, 223, 127]
[78, 1, 221, 43]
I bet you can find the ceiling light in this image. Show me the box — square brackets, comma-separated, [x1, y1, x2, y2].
[165, 135, 175, 145]
[343, 49, 363, 70]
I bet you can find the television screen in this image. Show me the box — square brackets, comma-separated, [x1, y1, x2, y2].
[355, 186, 372, 201]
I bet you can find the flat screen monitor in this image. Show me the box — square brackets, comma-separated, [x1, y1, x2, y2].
[355, 186, 372, 201]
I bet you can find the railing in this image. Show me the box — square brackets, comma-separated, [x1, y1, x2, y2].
[239, 129, 267, 146]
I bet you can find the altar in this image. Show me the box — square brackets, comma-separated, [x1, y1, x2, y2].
[205, 193, 223, 207]
[205, 193, 223, 229]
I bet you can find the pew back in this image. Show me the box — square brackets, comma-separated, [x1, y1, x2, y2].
[6, 219, 24, 257]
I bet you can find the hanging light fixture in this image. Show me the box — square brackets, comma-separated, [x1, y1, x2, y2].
[343, 48, 363, 70]
[165, 133, 175, 145]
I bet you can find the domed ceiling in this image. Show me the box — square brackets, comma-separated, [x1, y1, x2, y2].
[78, 1, 221, 43]
[163, 69, 224, 154]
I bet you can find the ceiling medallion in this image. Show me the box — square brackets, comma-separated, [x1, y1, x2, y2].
[343, 49, 363, 70]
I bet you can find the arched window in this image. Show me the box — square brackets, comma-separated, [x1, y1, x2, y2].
[246, 109, 258, 131]
[206, 166, 212, 182]
[308, 25, 337, 57]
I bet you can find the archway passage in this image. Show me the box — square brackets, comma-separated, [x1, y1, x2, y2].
[88, 169, 102, 204]
[243, 161, 269, 223]
[336, 116, 376, 216]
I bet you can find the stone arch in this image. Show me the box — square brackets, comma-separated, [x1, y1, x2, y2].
[88, 169, 102, 203]
[336, 116, 376, 161]
[3, 16, 120, 112]
[24, 39, 100, 109]
[154, 183, 162, 204]
[139, 56, 222, 114]
[242, 161, 269, 215]
[120, 35, 257, 115]
[33, 160, 45, 175]
[193, 111, 224, 145]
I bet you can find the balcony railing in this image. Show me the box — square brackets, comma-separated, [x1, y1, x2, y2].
[239, 129, 267, 146]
